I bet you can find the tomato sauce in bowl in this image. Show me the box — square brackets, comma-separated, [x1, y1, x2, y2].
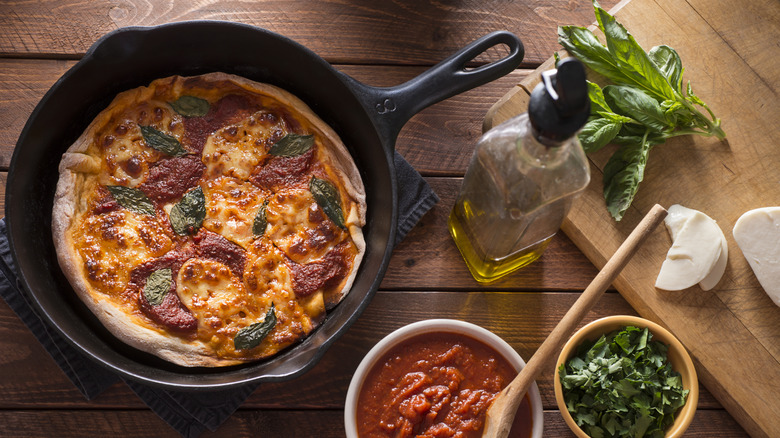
[345, 320, 543, 438]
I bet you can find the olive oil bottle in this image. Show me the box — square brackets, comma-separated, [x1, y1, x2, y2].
[449, 59, 591, 282]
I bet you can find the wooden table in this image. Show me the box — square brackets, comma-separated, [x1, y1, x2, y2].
[0, 1, 753, 436]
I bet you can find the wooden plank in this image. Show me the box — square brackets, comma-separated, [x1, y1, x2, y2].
[484, 0, 780, 437]
[0, 0, 619, 65]
[0, 59, 76, 170]
[0, 59, 528, 174]
[0, 409, 748, 437]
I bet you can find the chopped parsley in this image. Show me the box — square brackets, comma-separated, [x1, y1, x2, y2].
[559, 325, 689, 438]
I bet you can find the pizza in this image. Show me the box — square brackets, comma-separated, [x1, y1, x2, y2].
[51, 73, 366, 367]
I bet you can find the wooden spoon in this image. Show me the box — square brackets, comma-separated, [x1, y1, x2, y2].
[481, 204, 668, 438]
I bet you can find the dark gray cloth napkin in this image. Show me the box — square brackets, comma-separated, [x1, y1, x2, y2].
[0, 151, 437, 437]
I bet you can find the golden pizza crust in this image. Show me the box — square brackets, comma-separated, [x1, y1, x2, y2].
[52, 73, 366, 367]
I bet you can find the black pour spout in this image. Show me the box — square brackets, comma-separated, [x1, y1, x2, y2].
[528, 57, 590, 144]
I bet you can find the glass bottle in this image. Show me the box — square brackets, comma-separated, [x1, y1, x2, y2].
[448, 58, 591, 282]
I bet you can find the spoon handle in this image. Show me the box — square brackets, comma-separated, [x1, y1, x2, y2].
[482, 203, 668, 438]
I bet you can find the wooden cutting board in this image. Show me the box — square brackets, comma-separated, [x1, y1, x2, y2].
[484, 0, 780, 436]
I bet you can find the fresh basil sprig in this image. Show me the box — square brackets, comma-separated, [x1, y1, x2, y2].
[558, 0, 725, 220]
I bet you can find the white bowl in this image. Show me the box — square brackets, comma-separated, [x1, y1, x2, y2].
[344, 319, 544, 438]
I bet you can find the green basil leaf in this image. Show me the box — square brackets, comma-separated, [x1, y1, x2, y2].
[611, 131, 666, 147]
[686, 82, 702, 104]
[586, 81, 612, 115]
[596, 111, 636, 125]
[139, 125, 187, 157]
[310, 177, 345, 229]
[234, 304, 276, 350]
[648, 45, 684, 92]
[685, 82, 723, 133]
[252, 199, 269, 236]
[106, 185, 155, 215]
[602, 133, 654, 221]
[604, 85, 671, 133]
[661, 99, 691, 127]
[558, 26, 627, 82]
[144, 268, 172, 306]
[578, 118, 622, 153]
[594, 3, 677, 102]
[661, 99, 685, 114]
[169, 186, 206, 235]
[268, 133, 314, 157]
[169, 95, 210, 117]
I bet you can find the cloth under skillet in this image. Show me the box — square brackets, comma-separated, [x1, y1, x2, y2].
[0, 151, 438, 437]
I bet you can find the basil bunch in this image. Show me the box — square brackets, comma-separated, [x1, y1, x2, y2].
[559, 1, 725, 221]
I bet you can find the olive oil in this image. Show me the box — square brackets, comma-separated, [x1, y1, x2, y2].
[448, 201, 552, 282]
[449, 59, 591, 283]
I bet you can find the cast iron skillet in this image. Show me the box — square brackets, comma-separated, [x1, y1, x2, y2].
[6, 21, 523, 390]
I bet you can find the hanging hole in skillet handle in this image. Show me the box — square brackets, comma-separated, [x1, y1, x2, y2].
[345, 31, 524, 147]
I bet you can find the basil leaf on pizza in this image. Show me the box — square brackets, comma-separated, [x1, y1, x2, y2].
[144, 268, 172, 306]
[234, 304, 277, 350]
[169, 186, 206, 235]
[310, 177, 346, 229]
[106, 185, 155, 215]
[269, 133, 314, 157]
[140, 125, 187, 157]
[169, 95, 210, 117]
[252, 199, 269, 236]
[52, 73, 366, 367]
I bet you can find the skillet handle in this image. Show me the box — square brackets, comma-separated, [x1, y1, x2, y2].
[343, 31, 524, 148]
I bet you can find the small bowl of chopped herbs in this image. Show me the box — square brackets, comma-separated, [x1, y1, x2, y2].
[554, 315, 698, 438]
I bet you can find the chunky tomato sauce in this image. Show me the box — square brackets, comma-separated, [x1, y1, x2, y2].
[356, 331, 533, 438]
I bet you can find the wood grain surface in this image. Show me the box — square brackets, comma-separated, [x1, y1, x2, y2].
[0, 0, 755, 436]
[0, 0, 609, 65]
[485, 0, 780, 437]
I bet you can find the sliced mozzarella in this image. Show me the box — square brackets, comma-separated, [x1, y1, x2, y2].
[732, 207, 780, 307]
[699, 235, 728, 291]
[665, 205, 729, 291]
[664, 204, 695, 240]
[655, 205, 725, 291]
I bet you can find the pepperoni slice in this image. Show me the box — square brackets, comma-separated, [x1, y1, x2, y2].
[288, 243, 349, 297]
[139, 155, 205, 203]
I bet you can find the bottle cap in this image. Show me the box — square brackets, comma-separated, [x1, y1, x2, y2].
[528, 58, 590, 144]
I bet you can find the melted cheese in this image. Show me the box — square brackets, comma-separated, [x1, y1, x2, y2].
[202, 176, 270, 249]
[73, 208, 173, 297]
[202, 110, 288, 180]
[95, 99, 184, 187]
[176, 240, 320, 359]
[244, 238, 323, 334]
[177, 258, 264, 354]
[265, 188, 347, 264]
